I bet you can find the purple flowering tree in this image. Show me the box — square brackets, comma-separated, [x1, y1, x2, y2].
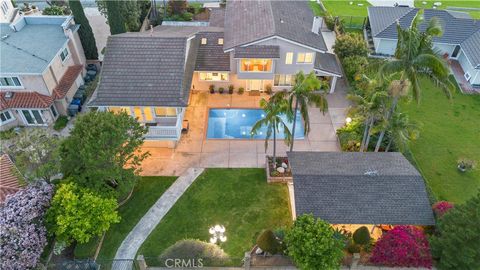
[0, 181, 53, 270]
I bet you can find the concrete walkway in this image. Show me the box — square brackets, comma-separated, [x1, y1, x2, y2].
[114, 168, 204, 262]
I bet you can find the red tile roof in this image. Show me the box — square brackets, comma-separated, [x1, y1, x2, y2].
[53, 65, 83, 99]
[0, 154, 22, 203]
[0, 91, 54, 110]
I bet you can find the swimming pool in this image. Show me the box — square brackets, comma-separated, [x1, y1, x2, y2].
[206, 108, 305, 139]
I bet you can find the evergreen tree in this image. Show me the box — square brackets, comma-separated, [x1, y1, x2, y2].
[106, 1, 126, 35]
[69, 0, 98, 59]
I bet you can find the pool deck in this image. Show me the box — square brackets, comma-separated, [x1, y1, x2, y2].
[140, 79, 350, 176]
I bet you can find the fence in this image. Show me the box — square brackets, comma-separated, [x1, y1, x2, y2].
[338, 16, 367, 30]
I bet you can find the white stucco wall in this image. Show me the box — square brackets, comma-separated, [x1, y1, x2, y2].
[458, 49, 480, 85]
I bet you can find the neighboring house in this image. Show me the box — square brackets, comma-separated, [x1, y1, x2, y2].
[287, 152, 434, 233]
[0, 0, 17, 23]
[0, 153, 22, 204]
[89, 0, 342, 146]
[366, 7, 480, 88]
[0, 16, 86, 130]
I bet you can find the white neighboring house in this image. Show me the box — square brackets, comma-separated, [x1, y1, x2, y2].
[366, 7, 480, 88]
[0, 0, 17, 23]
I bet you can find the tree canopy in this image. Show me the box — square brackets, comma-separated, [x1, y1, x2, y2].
[430, 193, 480, 270]
[46, 182, 120, 245]
[60, 111, 149, 198]
[285, 214, 343, 269]
[0, 182, 53, 270]
[6, 129, 61, 183]
[69, 0, 98, 59]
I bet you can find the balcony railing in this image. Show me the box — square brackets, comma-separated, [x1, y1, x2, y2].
[144, 114, 183, 140]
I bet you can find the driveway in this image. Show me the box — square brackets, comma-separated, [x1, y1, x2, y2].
[140, 80, 350, 176]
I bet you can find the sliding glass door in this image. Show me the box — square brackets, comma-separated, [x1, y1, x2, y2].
[21, 110, 45, 125]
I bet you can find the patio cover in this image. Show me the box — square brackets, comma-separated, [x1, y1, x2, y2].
[287, 152, 435, 225]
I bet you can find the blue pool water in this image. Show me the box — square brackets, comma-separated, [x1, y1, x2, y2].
[206, 109, 305, 139]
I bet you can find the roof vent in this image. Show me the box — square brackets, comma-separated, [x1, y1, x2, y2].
[364, 170, 379, 176]
[280, 18, 284, 24]
[1, 34, 8, 40]
[4, 92, 14, 99]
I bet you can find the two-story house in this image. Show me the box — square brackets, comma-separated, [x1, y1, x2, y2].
[88, 0, 342, 147]
[0, 16, 86, 130]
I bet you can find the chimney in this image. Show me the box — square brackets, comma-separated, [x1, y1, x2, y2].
[312, 16, 322, 34]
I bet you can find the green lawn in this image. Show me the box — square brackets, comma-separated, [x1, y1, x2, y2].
[139, 168, 292, 264]
[415, 1, 480, 18]
[74, 176, 176, 259]
[322, 0, 371, 17]
[401, 78, 480, 203]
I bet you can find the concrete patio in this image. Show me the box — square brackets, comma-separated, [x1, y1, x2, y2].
[140, 80, 350, 176]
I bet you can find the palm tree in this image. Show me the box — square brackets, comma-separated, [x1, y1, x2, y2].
[348, 81, 389, 152]
[375, 14, 454, 151]
[288, 71, 328, 151]
[384, 112, 420, 152]
[251, 93, 292, 167]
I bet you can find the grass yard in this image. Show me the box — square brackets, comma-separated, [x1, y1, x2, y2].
[415, 1, 480, 18]
[138, 168, 292, 264]
[74, 176, 176, 259]
[322, 0, 371, 17]
[401, 78, 480, 203]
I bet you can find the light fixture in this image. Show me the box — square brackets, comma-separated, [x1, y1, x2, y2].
[242, 131, 246, 135]
[345, 117, 352, 124]
[261, 114, 265, 118]
[242, 114, 246, 117]
[209, 225, 227, 244]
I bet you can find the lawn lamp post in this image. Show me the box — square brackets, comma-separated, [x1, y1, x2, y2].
[209, 225, 227, 244]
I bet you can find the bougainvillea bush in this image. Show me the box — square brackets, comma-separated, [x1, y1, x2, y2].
[432, 201, 454, 218]
[0, 181, 53, 270]
[370, 226, 432, 268]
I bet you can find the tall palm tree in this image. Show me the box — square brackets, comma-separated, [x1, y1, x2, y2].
[251, 93, 292, 167]
[348, 80, 389, 152]
[384, 112, 420, 152]
[288, 71, 328, 151]
[375, 14, 454, 151]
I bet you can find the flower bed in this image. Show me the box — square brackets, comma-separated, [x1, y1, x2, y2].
[265, 156, 292, 183]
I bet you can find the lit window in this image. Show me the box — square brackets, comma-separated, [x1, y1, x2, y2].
[155, 107, 177, 117]
[109, 107, 131, 115]
[143, 107, 153, 121]
[274, 74, 294, 86]
[199, 72, 229, 81]
[297, 52, 313, 64]
[285, 52, 293, 64]
[133, 107, 143, 121]
[60, 47, 69, 62]
[218, 38, 224, 45]
[201, 38, 207, 45]
[0, 76, 22, 87]
[240, 59, 272, 72]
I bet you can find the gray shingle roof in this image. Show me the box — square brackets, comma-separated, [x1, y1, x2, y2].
[89, 34, 198, 107]
[209, 8, 225, 28]
[223, 0, 327, 51]
[287, 152, 435, 225]
[461, 30, 480, 67]
[0, 16, 72, 74]
[314, 52, 342, 77]
[368, 6, 419, 39]
[195, 32, 230, 71]
[233, 45, 280, 59]
[421, 9, 480, 45]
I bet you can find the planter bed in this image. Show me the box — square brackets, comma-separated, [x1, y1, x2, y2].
[265, 156, 293, 183]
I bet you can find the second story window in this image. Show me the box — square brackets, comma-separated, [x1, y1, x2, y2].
[285, 52, 293, 64]
[218, 38, 224, 45]
[201, 38, 207, 45]
[297, 53, 313, 64]
[240, 59, 272, 72]
[60, 47, 69, 62]
[0, 76, 22, 87]
[199, 72, 228, 81]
